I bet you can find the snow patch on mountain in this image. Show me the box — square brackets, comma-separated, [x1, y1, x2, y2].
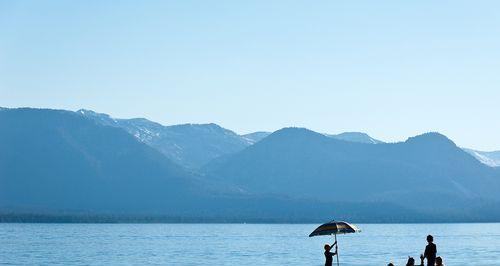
[464, 148, 500, 167]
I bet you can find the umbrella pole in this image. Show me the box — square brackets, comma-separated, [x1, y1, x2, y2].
[335, 233, 339, 266]
[335, 234, 339, 266]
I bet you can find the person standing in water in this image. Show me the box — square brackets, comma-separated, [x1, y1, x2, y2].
[405, 257, 416, 266]
[422, 235, 437, 266]
[324, 241, 338, 266]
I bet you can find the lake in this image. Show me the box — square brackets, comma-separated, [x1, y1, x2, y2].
[1, 223, 499, 265]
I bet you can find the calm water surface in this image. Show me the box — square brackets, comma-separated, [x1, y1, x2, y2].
[1, 223, 500, 265]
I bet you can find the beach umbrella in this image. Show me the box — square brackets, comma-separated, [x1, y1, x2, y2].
[309, 220, 360, 266]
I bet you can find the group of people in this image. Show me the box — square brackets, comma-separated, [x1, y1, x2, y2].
[322, 234, 445, 266]
[387, 235, 444, 266]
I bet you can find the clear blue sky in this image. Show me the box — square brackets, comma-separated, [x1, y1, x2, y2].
[1, 1, 499, 150]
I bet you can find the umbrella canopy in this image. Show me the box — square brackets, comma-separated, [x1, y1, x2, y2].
[309, 220, 360, 237]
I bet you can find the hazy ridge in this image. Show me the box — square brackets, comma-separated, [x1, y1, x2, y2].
[1, 107, 500, 223]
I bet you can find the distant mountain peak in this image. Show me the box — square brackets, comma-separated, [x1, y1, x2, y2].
[242, 131, 271, 144]
[77, 108, 97, 115]
[168, 123, 241, 138]
[77, 109, 111, 119]
[77, 109, 118, 127]
[327, 132, 383, 144]
[405, 132, 456, 146]
[170, 123, 221, 130]
[270, 127, 324, 138]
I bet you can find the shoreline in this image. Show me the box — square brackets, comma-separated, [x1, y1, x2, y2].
[2, 213, 500, 224]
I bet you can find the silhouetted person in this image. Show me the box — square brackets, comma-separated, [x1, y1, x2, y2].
[387, 263, 395, 266]
[435, 256, 444, 266]
[324, 241, 337, 266]
[423, 235, 437, 266]
[406, 257, 416, 266]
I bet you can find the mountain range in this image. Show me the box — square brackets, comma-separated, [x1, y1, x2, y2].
[205, 128, 500, 216]
[77, 109, 252, 169]
[1, 107, 499, 222]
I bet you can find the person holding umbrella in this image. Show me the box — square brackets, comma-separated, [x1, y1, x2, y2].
[309, 220, 360, 266]
[324, 241, 338, 266]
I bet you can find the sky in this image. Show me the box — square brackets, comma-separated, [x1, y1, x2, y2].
[1, 1, 499, 150]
